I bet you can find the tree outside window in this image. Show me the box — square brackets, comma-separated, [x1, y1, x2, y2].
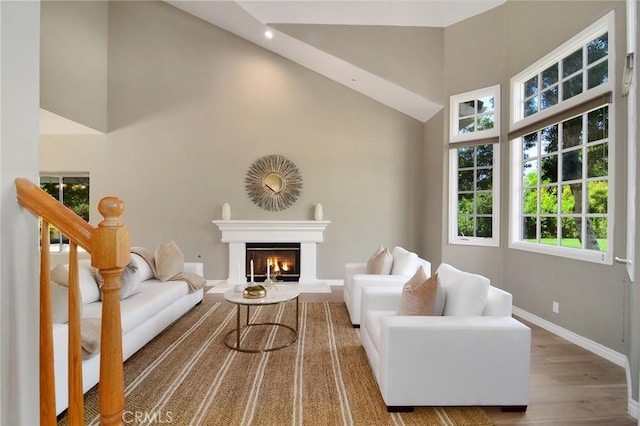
[509, 12, 613, 264]
[40, 174, 90, 252]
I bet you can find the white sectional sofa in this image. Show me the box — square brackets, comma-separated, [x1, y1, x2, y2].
[343, 246, 431, 327]
[52, 254, 204, 415]
[359, 263, 531, 411]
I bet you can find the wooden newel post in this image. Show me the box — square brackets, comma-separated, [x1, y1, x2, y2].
[92, 197, 130, 426]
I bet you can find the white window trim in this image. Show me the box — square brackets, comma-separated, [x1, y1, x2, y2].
[510, 11, 615, 132]
[449, 84, 501, 143]
[508, 12, 615, 265]
[448, 143, 500, 247]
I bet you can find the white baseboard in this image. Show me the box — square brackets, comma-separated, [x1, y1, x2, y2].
[512, 306, 638, 419]
[629, 398, 638, 419]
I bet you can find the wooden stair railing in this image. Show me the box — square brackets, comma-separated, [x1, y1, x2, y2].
[15, 178, 129, 426]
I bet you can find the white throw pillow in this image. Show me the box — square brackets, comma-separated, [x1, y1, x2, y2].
[94, 260, 142, 300]
[155, 241, 185, 281]
[131, 253, 154, 281]
[390, 246, 419, 276]
[436, 263, 490, 316]
[50, 259, 101, 304]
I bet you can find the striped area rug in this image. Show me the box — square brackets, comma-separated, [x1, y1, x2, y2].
[60, 302, 493, 425]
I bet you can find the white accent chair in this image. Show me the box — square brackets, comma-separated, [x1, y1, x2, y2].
[359, 263, 531, 412]
[343, 247, 431, 327]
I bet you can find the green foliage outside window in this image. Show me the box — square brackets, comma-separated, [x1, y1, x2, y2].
[457, 144, 494, 238]
[520, 106, 608, 251]
[40, 175, 90, 246]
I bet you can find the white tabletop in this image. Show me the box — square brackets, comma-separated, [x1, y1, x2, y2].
[224, 287, 300, 305]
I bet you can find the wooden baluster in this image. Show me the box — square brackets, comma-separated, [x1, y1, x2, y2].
[40, 220, 56, 426]
[67, 243, 84, 425]
[92, 197, 129, 426]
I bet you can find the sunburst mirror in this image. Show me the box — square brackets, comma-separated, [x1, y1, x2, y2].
[245, 155, 303, 211]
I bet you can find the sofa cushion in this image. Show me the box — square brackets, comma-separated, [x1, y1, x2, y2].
[390, 246, 419, 275]
[155, 241, 184, 281]
[437, 263, 490, 316]
[366, 246, 393, 275]
[51, 259, 101, 304]
[398, 268, 443, 316]
[82, 279, 190, 335]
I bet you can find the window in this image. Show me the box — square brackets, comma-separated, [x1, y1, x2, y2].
[449, 85, 500, 246]
[40, 173, 90, 253]
[450, 85, 500, 143]
[509, 12, 614, 264]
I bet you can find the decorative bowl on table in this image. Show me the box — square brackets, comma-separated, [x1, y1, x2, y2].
[243, 284, 267, 299]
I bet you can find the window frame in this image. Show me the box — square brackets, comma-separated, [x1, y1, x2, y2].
[450, 84, 501, 143]
[39, 172, 90, 253]
[508, 12, 615, 265]
[448, 85, 501, 247]
[448, 141, 501, 247]
[510, 12, 614, 132]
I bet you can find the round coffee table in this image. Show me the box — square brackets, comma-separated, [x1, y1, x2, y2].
[223, 287, 300, 353]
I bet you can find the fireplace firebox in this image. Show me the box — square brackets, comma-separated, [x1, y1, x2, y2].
[246, 242, 301, 282]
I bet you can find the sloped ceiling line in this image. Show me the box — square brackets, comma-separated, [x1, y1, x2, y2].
[166, 1, 505, 122]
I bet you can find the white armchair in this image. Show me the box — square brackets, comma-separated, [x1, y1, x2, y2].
[359, 265, 531, 412]
[343, 247, 431, 327]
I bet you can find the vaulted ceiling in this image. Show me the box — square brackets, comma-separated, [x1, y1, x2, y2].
[166, 1, 506, 122]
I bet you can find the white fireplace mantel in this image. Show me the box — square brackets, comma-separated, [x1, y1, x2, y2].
[212, 220, 330, 283]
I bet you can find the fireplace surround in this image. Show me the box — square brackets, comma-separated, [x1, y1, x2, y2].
[212, 220, 330, 283]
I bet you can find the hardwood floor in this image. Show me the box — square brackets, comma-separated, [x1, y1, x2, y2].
[204, 285, 636, 425]
[484, 315, 635, 425]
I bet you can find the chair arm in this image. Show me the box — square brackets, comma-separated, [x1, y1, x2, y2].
[345, 263, 367, 276]
[362, 287, 403, 313]
[345, 274, 408, 325]
[484, 286, 513, 316]
[183, 262, 203, 276]
[352, 274, 409, 287]
[377, 316, 531, 406]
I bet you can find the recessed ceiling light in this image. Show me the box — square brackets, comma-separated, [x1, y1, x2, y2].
[265, 30, 274, 39]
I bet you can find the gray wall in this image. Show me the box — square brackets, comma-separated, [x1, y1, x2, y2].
[422, 109, 445, 268]
[0, 1, 41, 424]
[40, 0, 108, 133]
[440, 4, 507, 286]
[40, 1, 426, 280]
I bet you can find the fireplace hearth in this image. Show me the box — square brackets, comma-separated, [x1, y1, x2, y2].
[246, 242, 301, 282]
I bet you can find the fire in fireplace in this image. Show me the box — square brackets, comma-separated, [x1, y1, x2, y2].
[246, 242, 301, 282]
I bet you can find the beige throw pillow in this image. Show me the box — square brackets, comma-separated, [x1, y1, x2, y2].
[398, 267, 441, 316]
[366, 246, 393, 275]
[155, 240, 185, 281]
